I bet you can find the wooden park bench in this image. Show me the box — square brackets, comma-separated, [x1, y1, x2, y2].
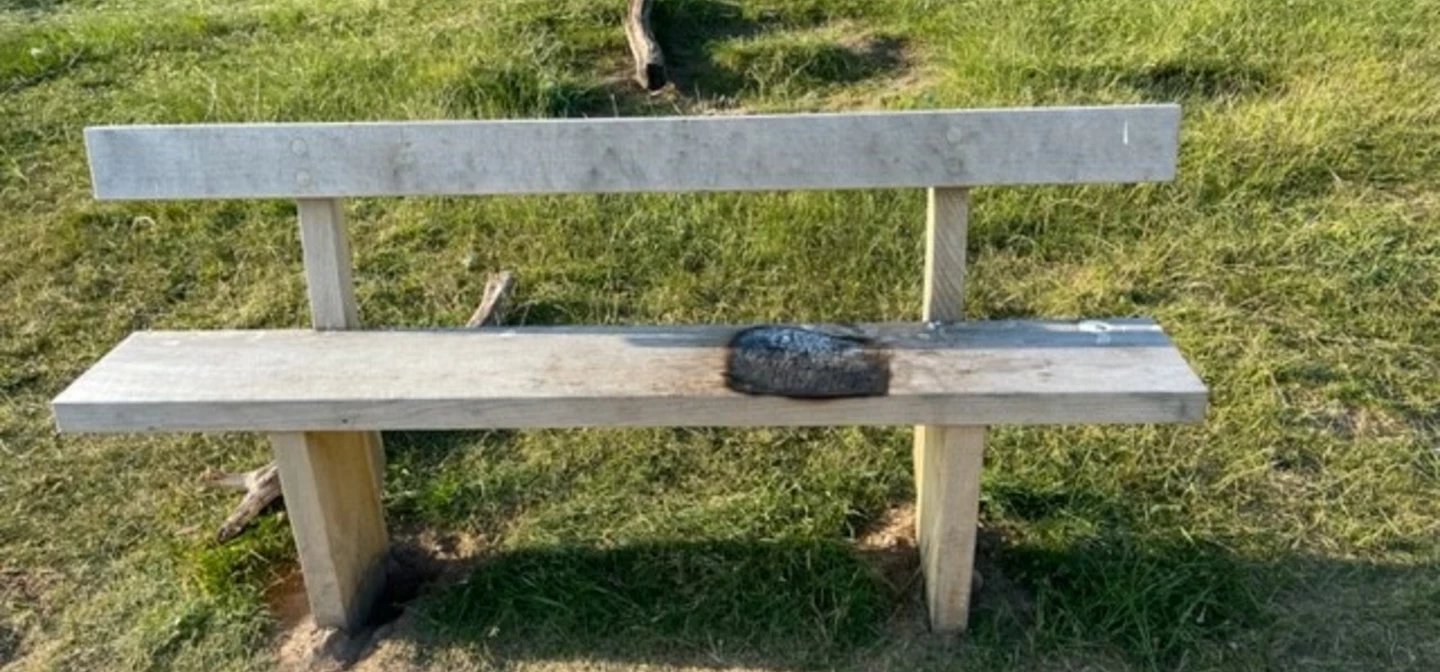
[52, 105, 1205, 634]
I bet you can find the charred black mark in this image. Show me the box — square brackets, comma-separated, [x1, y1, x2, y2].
[724, 325, 891, 399]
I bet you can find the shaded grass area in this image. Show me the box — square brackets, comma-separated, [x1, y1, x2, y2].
[2, 0, 1439, 670]
[426, 540, 888, 653]
[393, 528, 1269, 670]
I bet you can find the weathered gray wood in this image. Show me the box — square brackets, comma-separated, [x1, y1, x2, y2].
[292, 197, 386, 487]
[297, 199, 360, 331]
[915, 424, 984, 632]
[52, 320, 1207, 432]
[271, 431, 388, 630]
[294, 198, 386, 489]
[920, 188, 970, 322]
[84, 105, 1180, 199]
[285, 197, 388, 632]
[624, 0, 665, 90]
[913, 186, 985, 633]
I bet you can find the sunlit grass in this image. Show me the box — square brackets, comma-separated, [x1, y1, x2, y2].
[1, 0, 1438, 670]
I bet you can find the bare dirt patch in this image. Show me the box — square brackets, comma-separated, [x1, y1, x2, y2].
[265, 567, 310, 632]
[0, 566, 61, 664]
[0, 567, 57, 606]
[833, 29, 908, 73]
[272, 528, 488, 671]
[857, 503, 920, 594]
[855, 504, 1035, 633]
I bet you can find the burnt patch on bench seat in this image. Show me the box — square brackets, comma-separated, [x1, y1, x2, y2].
[724, 325, 891, 399]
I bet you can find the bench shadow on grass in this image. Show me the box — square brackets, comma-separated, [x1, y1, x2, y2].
[406, 534, 1258, 669]
[351, 471, 1440, 670]
[1021, 58, 1279, 103]
[412, 539, 890, 667]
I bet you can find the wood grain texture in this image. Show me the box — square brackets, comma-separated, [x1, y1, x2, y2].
[271, 431, 388, 630]
[915, 424, 985, 632]
[914, 185, 984, 632]
[84, 105, 1180, 199]
[624, 0, 665, 90]
[51, 320, 1207, 432]
[285, 197, 388, 632]
[297, 199, 360, 330]
[922, 188, 969, 322]
[294, 198, 385, 489]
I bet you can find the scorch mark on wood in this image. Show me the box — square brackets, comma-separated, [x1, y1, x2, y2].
[724, 325, 891, 399]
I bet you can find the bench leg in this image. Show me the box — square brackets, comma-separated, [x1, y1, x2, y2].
[271, 431, 389, 631]
[913, 425, 986, 633]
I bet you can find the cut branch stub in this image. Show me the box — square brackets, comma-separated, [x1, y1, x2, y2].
[466, 271, 515, 327]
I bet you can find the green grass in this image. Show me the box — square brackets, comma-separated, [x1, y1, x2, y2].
[2, 0, 1439, 669]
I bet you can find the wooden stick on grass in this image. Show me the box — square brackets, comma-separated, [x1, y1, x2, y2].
[203, 462, 281, 543]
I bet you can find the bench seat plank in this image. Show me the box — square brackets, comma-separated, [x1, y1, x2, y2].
[52, 319, 1206, 432]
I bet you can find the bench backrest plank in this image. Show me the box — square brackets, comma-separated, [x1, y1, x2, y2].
[84, 105, 1179, 200]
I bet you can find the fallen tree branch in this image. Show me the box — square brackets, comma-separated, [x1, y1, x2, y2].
[624, 0, 666, 91]
[202, 463, 281, 543]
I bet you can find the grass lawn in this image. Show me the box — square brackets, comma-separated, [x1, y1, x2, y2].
[3, 0, 1439, 669]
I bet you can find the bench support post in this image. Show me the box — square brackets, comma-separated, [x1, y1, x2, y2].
[271, 198, 389, 630]
[272, 431, 388, 629]
[913, 186, 986, 632]
[294, 198, 386, 492]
